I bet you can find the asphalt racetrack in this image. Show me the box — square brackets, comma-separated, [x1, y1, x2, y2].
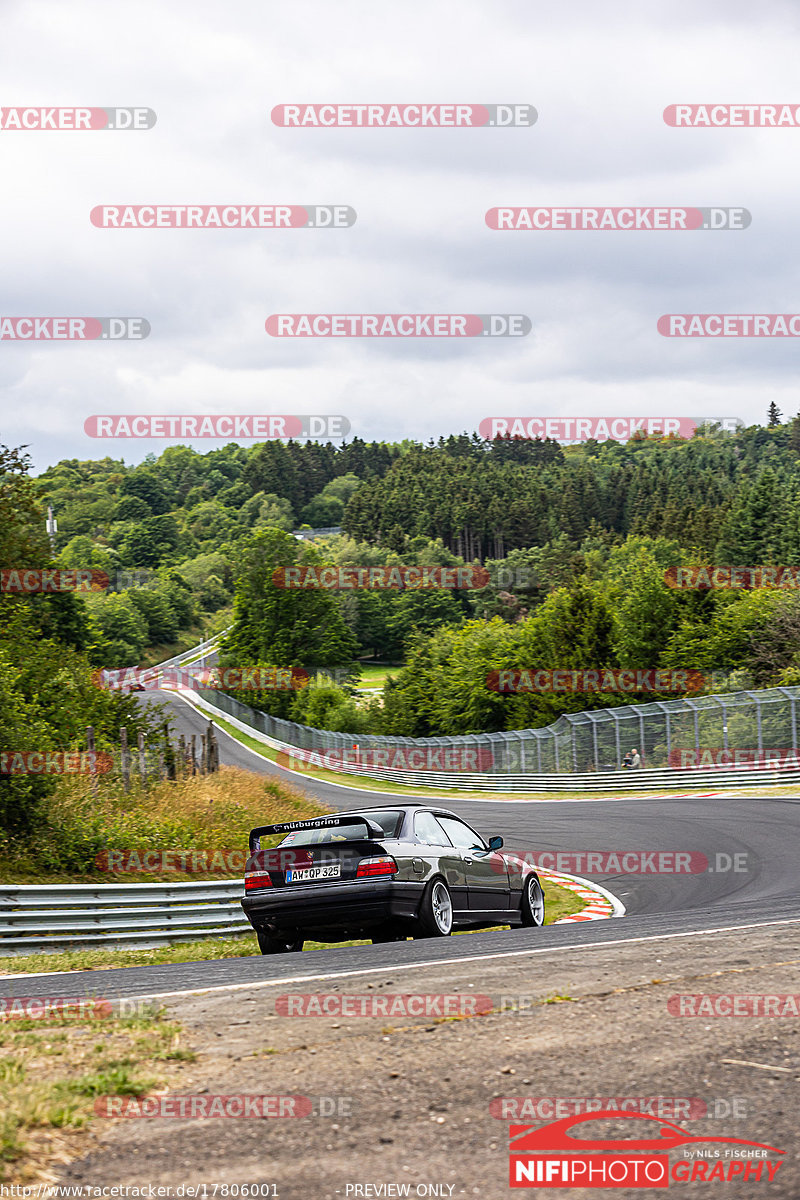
[7, 689, 800, 1002]
[12, 690, 800, 1197]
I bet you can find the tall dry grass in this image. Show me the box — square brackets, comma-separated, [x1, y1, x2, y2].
[0, 767, 330, 881]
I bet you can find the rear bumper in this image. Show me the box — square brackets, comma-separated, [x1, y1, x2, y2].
[241, 879, 425, 935]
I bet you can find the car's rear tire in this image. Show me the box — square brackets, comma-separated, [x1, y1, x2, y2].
[521, 874, 545, 927]
[256, 930, 304, 954]
[414, 878, 453, 937]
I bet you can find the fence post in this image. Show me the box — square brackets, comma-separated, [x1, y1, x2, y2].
[86, 726, 98, 797]
[160, 721, 175, 780]
[191, 734, 197, 775]
[120, 727, 130, 794]
[137, 731, 147, 782]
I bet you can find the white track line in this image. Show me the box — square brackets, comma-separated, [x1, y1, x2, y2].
[15, 917, 798, 1003]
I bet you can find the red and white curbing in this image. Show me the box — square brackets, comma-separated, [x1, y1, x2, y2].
[539, 868, 626, 923]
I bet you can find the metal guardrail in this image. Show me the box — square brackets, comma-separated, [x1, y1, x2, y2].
[154, 628, 230, 673]
[183, 687, 800, 792]
[0, 880, 249, 957]
[292, 527, 342, 540]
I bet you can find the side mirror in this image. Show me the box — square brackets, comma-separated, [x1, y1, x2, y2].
[488, 836, 504, 851]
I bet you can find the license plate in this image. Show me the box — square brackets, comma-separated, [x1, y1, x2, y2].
[285, 864, 341, 882]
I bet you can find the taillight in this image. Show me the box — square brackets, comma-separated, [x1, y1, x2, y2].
[356, 855, 398, 878]
[245, 870, 273, 891]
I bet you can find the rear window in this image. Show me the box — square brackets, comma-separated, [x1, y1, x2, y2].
[278, 809, 404, 845]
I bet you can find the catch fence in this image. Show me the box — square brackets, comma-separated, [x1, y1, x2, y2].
[191, 684, 800, 781]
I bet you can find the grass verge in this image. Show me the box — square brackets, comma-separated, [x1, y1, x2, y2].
[0, 1005, 193, 1184]
[353, 664, 399, 693]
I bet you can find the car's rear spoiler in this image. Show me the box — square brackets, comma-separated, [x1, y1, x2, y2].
[249, 814, 385, 852]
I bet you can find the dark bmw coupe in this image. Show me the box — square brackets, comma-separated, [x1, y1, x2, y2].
[241, 803, 545, 953]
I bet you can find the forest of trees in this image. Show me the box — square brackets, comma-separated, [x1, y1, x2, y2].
[10, 415, 800, 741]
[37, 422, 800, 588]
[343, 425, 800, 562]
[0, 445, 159, 841]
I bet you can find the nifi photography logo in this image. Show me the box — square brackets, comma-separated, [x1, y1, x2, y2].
[508, 1111, 783, 1188]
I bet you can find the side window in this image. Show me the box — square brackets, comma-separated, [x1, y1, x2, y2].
[437, 817, 486, 851]
[413, 811, 451, 845]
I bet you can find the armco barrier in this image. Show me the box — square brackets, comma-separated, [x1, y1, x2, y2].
[0, 875, 616, 956]
[152, 627, 230, 673]
[179, 686, 800, 792]
[0, 880, 248, 956]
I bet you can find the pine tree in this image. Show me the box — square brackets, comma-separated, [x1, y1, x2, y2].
[789, 414, 800, 456]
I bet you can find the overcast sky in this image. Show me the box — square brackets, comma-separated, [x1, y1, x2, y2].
[2, 0, 800, 472]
